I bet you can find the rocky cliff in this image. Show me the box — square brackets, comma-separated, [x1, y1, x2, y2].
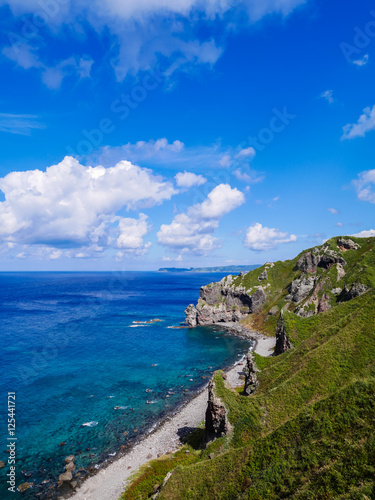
[185, 273, 267, 326]
[185, 236, 374, 355]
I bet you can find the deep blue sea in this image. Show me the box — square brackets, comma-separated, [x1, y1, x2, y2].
[0, 272, 251, 499]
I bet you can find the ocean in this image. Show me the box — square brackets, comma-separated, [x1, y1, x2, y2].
[0, 272, 251, 499]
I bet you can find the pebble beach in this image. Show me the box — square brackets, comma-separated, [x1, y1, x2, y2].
[69, 332, 275, 500]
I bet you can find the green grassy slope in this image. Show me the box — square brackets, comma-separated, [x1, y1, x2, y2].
[122, 236, 375, 500]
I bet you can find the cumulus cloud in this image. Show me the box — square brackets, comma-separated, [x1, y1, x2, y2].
[352, 169, 375, 204]
[0, 113, 45, 135]
[342, 105, 375, 140]
[351, 229, 375, 238]
[116, 214, 151, 253]
[2, 0, 306, 85]
[157, 184, 245, 254]
[0, 156, 176, 252]
[175, 171, 207, 188]
[244, 222, 297, 251]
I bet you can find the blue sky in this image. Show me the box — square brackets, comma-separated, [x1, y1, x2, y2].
[0, 0, 374, 270]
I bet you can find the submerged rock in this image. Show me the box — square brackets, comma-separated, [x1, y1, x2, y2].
[18, 483, 32, 493]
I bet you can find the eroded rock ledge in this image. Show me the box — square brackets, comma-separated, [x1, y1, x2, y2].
[185, 274, 266, 327]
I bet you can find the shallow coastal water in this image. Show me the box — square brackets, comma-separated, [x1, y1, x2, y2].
[0, 272, 251, 499]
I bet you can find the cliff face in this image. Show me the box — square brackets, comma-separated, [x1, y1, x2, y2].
[185, 236, 375, 356]
[185, 274, 266, 326]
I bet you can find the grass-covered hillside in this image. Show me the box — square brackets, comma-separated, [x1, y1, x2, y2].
[123, 236, 375, 500]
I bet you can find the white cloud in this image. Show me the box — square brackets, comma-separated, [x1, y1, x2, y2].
[95, 138, 262, 176]
[116, 214, 151, 254]
[244, 222, 297, 251]
[162, 255, 183, 262]
[335, 222, 343, 228]
[352, 54, 369, 67]
[327, 207, 339, 214]
[342, 105, 375, 140]
[352, 169, 375, 204]
[157, 183, 245, 254]
[2, 44, 94, 90]
[0, 113, 45, 135]
[235, 147, 256, 158]
[48, 250, 62, 260]
[175, 171, 207, 188]
[2, 0, 306, 84]
[0, 156, 176, 252]
[320, 90, 334, 104]
[233, 168, 263, 184]
[351, 229, 375, 238]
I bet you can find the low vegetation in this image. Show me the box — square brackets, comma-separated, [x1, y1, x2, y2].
[123, 236, 375, 499]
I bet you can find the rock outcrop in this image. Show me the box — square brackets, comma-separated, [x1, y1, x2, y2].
[339, 283, 368, 302]
[204, 376, 232, 443]
[296, 251, 320, 273]
[274, 312, 292, 355]
[258, 269, 268, 281]
[286, 277, 317, 303]
[185, 275, 266, 326]
[184, 304, 197, 327]
[296, 248, 347, 273]
[337, 237, 360, 251]
[243, 352, 258, 396]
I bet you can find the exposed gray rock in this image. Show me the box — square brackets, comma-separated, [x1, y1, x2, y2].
[296, 249, 347, 273]
[186, 280, 267, 326]
[337, 237, 360, 251]
[340, 283, 368, 302]
[184, 304, 197, 327]
[286, 277, 316, 303]
[296, 251, 320, 273]
[243, 352, 258, 396]
[268, 305, 279, 316]
[58, 471, 72, 482]
[204, 376, 232, 443]
[331, 287, 342, 296]
[65, 462, 75, 472]
[318, 250, 347, 269]
[336, 263, 346, 281]
[274, 312, 292, 355]
[258, 269, 268, 281]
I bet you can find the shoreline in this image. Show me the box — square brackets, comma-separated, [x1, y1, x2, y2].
[69, 328, 275, 500]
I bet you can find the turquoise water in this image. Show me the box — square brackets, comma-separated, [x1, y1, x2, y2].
[0, 272, 251, 499]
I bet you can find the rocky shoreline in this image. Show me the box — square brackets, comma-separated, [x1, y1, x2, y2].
[66, 325, 274, 500]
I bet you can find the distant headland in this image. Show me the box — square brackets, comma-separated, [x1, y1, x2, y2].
[157, 265, 260, 273]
